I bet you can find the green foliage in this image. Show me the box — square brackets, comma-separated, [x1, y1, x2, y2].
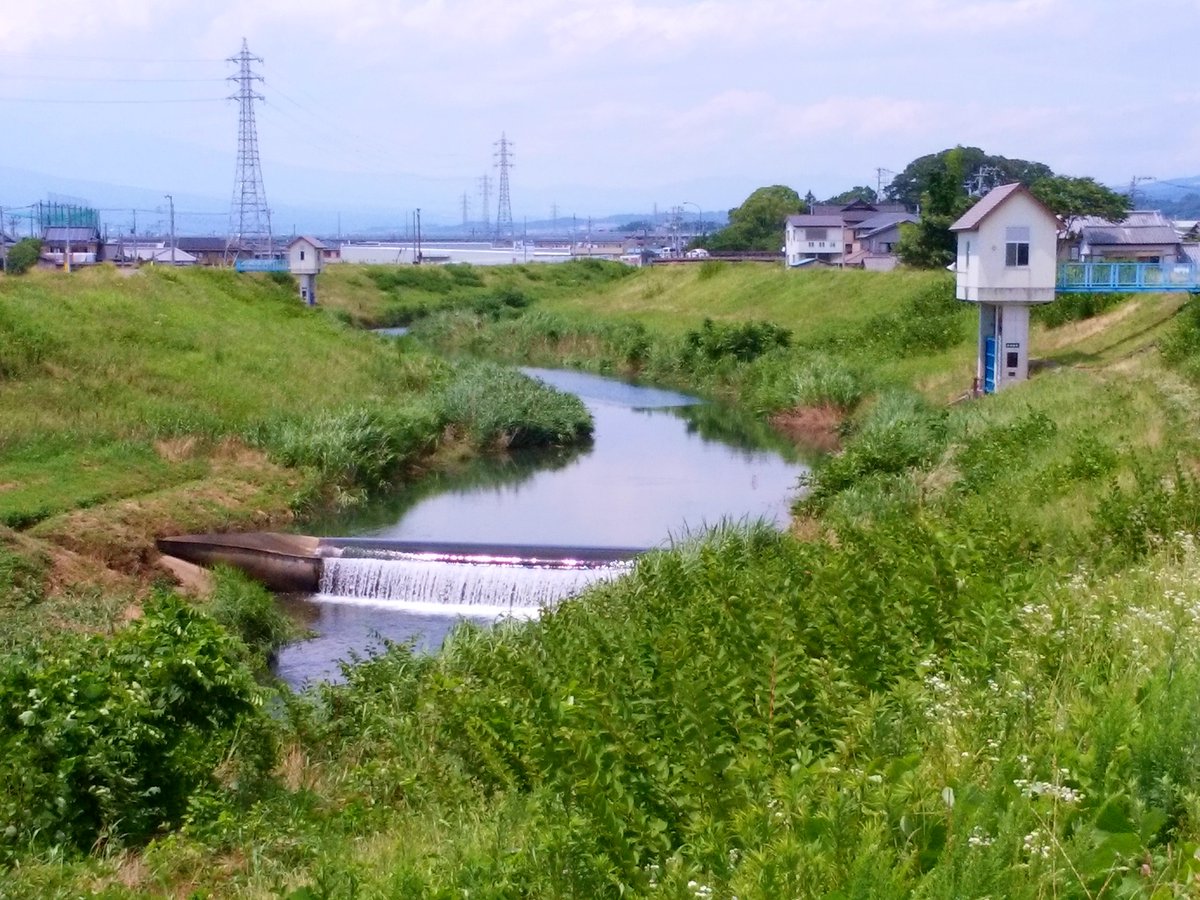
[0, 594, 273, 855]
[0, 535, 46, 610]
[803, 391, 948, 511]
[437, 361, 592, 448]
[864, 278, 971, 351]
[1094, 462, 1200, 560]
[823, 186, 878, 205]
[207, 566, 295, 671]
[683, 318, 791, 364]
[955, 410, 1058, 494]
[705, 185, 801, 252]
[1031, 174, 1131, 230]
[266, 269, 296, 289]
[1032, 291, 1130, 328]
[885, 146, 1053, 209]
[366, 265, 454, 294]
[3, 239, 42, 275]
[895, 147, 972, 269]
[1159, 295, 1200, 375]
[696, 259, 726, 280]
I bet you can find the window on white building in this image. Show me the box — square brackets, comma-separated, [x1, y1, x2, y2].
[1005, 227, 1030, 267]
[806, 228, 827, 241]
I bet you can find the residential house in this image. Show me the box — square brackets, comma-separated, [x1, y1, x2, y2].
[1071, 211, 1183, 263]
[950, 182, 1059, 393]
[785, 199, 911, 267]
[845, 212, 919, 271]
[104, 240, 198, 266]
[42, 225, 102, 266]
[176, 237, 246, 267]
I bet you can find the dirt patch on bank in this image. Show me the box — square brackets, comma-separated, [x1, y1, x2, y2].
[769, 404, 844, 453]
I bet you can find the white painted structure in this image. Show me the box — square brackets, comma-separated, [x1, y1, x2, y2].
[950, 183, 1059, 393]
[287, 236, 326, 305]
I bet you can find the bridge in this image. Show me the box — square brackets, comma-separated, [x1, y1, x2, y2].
[235, 258, 289, 273]
[1057, 261, 1200, 294]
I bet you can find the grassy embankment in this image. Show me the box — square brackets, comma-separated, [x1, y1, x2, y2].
[0, 264, 591, 646]
[7, 259, 1200, 897]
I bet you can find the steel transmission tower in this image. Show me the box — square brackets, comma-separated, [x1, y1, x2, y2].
[227, 38, 273, 257]
[493, 132, 515, 243]
[478, 174, 491, 232]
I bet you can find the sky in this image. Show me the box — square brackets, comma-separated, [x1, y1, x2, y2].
[0, 0, 1197, 233]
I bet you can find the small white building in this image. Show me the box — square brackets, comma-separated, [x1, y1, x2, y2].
[287, 236, 327, 305]
[950, 183, 1059, 393]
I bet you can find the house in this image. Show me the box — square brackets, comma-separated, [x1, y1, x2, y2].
[103, 241, 198, 266]
[176, 237, 246, 267]
[287, 236, 326, 305]
[785, 200, 912, 267]
[1071, 211, 1183, 263]
[42, 225, 102, 266]
[845, 211, 919, 271]
[950, 182, 1060, 393]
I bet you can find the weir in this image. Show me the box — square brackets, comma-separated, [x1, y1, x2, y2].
[156, 532, 644, 610]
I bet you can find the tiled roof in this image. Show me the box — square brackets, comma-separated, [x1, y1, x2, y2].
[1077, 211, 1179, 246]
[43, 226, 100, 242]
[855, 212, 918, 237]
[786, 215, 848, 228]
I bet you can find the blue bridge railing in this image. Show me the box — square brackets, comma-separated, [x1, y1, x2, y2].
[235, 259, 289, 273]
[1057, 261, 1200, 293]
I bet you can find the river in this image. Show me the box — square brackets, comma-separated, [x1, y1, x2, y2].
[275, 367, 808, 685]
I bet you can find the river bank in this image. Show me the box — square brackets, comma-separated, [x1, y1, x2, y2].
[6, 261, 1200, 896]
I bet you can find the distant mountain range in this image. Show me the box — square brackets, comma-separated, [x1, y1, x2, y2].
[1123, 176, 1200, 218]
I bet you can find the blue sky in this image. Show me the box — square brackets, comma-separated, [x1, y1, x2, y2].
[0, 0, 1196, 231]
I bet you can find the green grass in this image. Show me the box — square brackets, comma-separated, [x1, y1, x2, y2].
[9, 263, 1200, 896]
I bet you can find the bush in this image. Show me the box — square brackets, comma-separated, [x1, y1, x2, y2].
[683, 318, 791, 365]
[1033, 292, 1128, 328]
[208, 566, 295, 671]
[3, 239, 42, 275]
[0, 594, 274, 854]
[865, 279, 970, 352]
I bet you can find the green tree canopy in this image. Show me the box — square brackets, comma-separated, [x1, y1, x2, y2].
[823, 186, 878, 205]
[704, 185, 803, 252]
[4, 239, 41, 275]
[1030, 175, 1131, 232]
[895, 147, 973, 269]
[885, 147, 1053, 209]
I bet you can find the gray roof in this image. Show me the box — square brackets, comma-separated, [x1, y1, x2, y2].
[950, 182, 1056, 232]
[786, 215, 848, 228]
[854, 212, 919, 237]
[1077, 211, 1179, 246]
[176, 236, 233, 253]
[289, 235, 329, 250]
[43, 226, 100, 242]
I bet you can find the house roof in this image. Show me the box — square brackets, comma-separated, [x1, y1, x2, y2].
[43, 226, 101, 242]
[854, 212, 919, 237]
[1076, 211, 1179, 246]
[288, 235, 328, 250]
[176, 236, 234, 253]
[950, 182, 1057, 232]
[786, 215, 848, 228]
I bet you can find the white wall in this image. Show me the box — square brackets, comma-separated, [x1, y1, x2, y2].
[956, 191, 1057, 303]
[288, 240, 322, 275]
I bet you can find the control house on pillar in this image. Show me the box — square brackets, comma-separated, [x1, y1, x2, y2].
[950, 183, 1059, 393]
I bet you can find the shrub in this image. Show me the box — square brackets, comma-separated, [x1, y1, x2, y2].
[683, 318, 792, 365]
[1094, 461, 1200, 559]
[3, 239, 42, 275]
[1033, 292, 1128, 328]
[0, 594, 274, 854]
[208, 566, 295, 671]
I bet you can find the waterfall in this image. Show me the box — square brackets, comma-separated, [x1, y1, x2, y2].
[317, 549, 631, 616]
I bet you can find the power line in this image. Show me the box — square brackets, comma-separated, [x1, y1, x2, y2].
[0, 96, 223, 104]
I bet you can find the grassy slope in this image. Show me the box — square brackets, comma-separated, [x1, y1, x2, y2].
[0, 265, 588, 640]
[9, 261, 1200, 897]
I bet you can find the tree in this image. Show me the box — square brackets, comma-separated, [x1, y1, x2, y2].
[4, 238, 42, 275]
[1030, 175, 1130, 233]
[823, 186, 878, 205]
[885, 147, 1053, 209]
[895, 147, 973, 269]
[703, 185, 803, 252]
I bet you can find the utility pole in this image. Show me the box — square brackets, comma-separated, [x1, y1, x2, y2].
[875, 167, 896, 200]
[461, 191, 470, 228]
[132, 209, 138, 266]
[0, 205, 5, 273]
[1128, 175, 1154, 208]
[165, 194, 176, 266]
[550, 202, 558, 235]
[414, 208, 422, 264]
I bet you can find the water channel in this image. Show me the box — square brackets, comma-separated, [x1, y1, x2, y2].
[275, 367, 809, 685]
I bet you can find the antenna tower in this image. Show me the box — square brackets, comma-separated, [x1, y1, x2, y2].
[494, 132, 515, 243]
[227, 38, 272, 257]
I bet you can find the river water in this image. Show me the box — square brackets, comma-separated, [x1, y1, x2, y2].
[275, 367, 807, 685]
